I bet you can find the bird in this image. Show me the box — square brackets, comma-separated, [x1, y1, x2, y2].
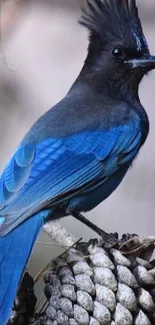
[0, 0, 155, 323]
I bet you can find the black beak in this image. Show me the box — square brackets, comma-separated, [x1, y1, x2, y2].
[126, 55, 155, 71]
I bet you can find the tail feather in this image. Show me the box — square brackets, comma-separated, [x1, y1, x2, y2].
[0, 211, 48, 325]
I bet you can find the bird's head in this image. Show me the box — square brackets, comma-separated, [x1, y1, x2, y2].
[80, 0, 155, 99]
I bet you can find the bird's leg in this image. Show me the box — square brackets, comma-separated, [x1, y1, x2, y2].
[69, 210, 118, 248]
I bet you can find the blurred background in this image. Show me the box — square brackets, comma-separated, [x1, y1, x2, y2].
[0, 0, 155, 298]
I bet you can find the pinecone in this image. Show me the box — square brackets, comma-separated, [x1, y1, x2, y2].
[28, 236, 155, 325]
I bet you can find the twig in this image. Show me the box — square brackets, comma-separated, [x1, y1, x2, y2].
[36, 241, 74, 247]
[38, 300, 49, 315]
[34, 236, 82, 284]
[35, 293, 44, 313]
[120, 236, 155, 255]
[43, 220, 77, 248]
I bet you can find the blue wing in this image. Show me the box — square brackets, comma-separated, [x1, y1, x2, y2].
[0, 120, 142, 235]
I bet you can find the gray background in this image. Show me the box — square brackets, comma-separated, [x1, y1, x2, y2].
[0, 0, 155, 298]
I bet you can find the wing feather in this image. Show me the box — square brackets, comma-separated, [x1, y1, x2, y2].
[0, 121, 142, 235]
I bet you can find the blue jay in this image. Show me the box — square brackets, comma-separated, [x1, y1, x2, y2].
[0, 0, 155, 323]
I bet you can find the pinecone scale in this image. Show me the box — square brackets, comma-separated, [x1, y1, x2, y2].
[30, 237, 155, 325]
[9, 236, 155, 325]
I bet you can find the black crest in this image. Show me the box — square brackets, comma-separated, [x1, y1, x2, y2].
[80, 0, 149, 53]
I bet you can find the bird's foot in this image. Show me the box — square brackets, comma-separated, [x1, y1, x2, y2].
[69, 210, 119, 248]
[99, 232, 119, 249]
[120, 233, 138, 244]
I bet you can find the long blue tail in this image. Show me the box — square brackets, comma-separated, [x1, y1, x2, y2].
[0, 211, 47, 325]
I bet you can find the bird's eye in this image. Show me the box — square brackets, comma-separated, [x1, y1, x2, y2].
[112, 47, 123, 58]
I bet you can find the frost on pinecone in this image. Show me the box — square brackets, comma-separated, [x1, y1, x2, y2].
[9, 236, 155, 325]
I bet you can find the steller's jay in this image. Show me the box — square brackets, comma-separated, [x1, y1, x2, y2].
[0, 0, 155, 323]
